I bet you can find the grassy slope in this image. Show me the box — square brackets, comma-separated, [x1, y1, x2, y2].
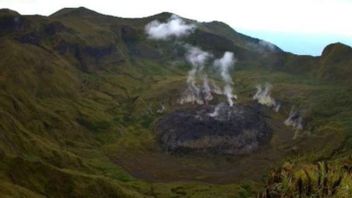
[0, 7, 352, 197]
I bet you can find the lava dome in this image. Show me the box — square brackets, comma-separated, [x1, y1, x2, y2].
[155, 103, 272, 155]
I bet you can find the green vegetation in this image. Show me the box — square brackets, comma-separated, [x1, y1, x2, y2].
[260, 160, 352, 197]
[0, 7, 352, 197]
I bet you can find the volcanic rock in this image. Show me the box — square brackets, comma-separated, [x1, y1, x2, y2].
[155, 103, 272, 155]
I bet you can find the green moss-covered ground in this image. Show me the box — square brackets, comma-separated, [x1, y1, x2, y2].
[0, 7, 352, 197]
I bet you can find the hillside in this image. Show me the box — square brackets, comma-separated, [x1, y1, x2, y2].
[0, 7, 352, 197]
[319, 43, 352, 84]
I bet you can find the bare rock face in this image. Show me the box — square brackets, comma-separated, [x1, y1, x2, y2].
[155, 103, 272, 155]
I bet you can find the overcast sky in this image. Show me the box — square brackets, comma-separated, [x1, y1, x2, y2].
[1, 0, 351, 55]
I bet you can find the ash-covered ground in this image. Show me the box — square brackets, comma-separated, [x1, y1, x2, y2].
[155, 103, 272, 155]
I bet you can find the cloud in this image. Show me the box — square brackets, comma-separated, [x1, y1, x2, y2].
[145, 15, 195, 40]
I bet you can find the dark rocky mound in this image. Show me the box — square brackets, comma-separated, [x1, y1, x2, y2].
[155, 103, 272, 155]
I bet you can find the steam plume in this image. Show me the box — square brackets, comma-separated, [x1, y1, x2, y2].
[253, 83, 276, 106]
[208, 103, 222, 117]
[253, 83, 281, 112]
[214, 52, 237, 106]
[145, 15, 195, 40]
[202, 75, 213, 102]
[210, 80, 223, 95]
[179, 46, 212, 104]
[258, 40, 277, 51]
[284, 107, 303, 130]
[157, 104, 166, 113]
[274, 103, 281, 113]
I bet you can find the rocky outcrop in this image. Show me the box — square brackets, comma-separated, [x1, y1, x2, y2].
[155, 103, 272, 155]
[54, 41, 124, 72]
[0, 10, 27, 35]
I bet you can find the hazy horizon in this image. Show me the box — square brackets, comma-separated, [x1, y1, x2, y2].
[1, 0, 351, 56]
[237, 30, 352, 56]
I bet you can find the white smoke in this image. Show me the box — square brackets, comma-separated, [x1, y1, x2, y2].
[253, 83, 275, 107]
[274, 103, 281, 113]
[210, 80, 223, 95]
[156, 104, 166, 113]
[179, 46, 212, 105]
[144, 16, 239, 107]
[185, 46, 212, 93]
[284, 107, 303, 130]
[185, 45, 211, 71]
[214, 52, 235, 84]
[224, 85, 234, 106]
[253, 83, 281, 112]
[208, 102, 237, 121]
[213, 52, 237, 106]
[144, 15, 228, 106]
[202, 75, 213, 102]
[208, 103, 222, 117]
[145, 15, 195, 40]
[258, 40, 277, 51]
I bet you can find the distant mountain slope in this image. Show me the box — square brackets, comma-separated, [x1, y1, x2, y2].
[48, 7, 352, 80]
[49, 7, 286, 67]
[319, 42, 352, 83]
[5, 6, 349, 77]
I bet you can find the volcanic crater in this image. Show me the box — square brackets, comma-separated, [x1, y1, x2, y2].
[155, 103, 272, 155]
